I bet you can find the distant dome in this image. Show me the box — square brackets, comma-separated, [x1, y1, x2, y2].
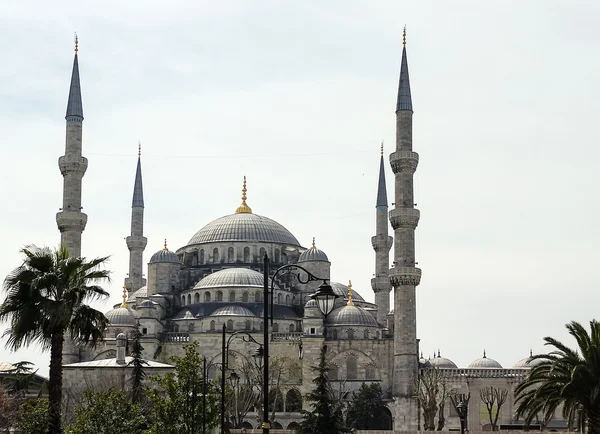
[304, 299, 317, 308]
[429, 353, 458, 369]
[194, 268, 263, 289]
[326, 305, 378, 327]
[468, 352, 503, 369]
[138, 300, 155, 309]
[331, 282, 364, 302]
[150, 247, 180, 264]
[128, 286, 147, 301]
[513, 352, 545, 369]
[299, 240, 329, 262]
[105, 307, 137, 326]
[211, 305, 255, 317]
[186, 213, 301, 246]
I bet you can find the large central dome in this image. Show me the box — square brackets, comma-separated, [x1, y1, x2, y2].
[187, 213, 301, 246]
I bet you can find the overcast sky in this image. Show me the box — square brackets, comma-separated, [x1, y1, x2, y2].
[1, 0, 599, 376]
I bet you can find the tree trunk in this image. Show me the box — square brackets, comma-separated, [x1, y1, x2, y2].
[48, 331, 64, 434]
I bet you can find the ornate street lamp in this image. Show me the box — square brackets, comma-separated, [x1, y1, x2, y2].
[456, 400, 468, 434]
[310, 281, 337, 318]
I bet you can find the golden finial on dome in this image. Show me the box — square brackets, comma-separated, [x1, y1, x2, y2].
[347, 280, 354, 306]
[235, 176, 253, 214]
[121, 283, 128, 308]
[381, 140, 384, 156]
[402, 26, 407, 47]
[312, 237, 316, 248]
[74, 33, 79, 54]
[138, 140, 141, 157]
[163, 239, 168, 250]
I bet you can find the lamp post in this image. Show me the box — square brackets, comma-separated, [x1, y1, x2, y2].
[261, 253, 337, 434]
[456, 399, 468, 434]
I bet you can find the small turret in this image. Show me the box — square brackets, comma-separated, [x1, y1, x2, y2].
[147, 240, 181, 296]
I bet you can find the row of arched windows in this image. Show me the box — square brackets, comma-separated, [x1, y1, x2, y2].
[328, 357, 377, 381]
[181, 291, 291, 306]
[205, 320, 296, 333]
[187, 246, 287, 266]
[330, 328, 380, 340]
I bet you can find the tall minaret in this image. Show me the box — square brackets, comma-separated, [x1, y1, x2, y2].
[371, 142, 393, 326]
[388, 28, 421, 430]
[56, 36, 87, 258]
[124, 143, 147, 293]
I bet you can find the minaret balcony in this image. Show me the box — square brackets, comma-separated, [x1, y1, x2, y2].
[126, 236, 148, 251]
[371, 276, 391, 293]
[389, 267, 421, 287]
[371, 235, 393, 251]
[56, 210, 88, 233]
[389, 208, 420, 230]
[58, 156, 88, 177]
[389, 151, 419, 174]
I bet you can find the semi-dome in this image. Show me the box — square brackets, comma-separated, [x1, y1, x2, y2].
[429, 352, 458, 369]
[138, 300, 155, 309]
[326, 305, 378, 327]
[194, 268, 263, 289]
[128, 285, 147, 301]
[186, 213, 300, 246]
[150, 242, 180, 264]
[468, 352, 503, 369]
[105, 307, 137, 326]
[211, 305, 255, 317]
[299, 238, 329, 262]
[331, 282, 365, 302]
[304, 299, 317, 308]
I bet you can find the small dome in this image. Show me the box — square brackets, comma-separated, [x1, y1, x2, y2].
[299, 239, 329, 262]
[468, 352, 503, 369]
[128, 286, 147, 301]
[211, 305, 255, 317]
[326, 305, 378, 327]
[194, 268, 263, 289]
[116, 333, 126, 339]
[304, 299, 317, 308]
[149, 247, 180, 264]
[513, 352, 545, 369]
[331, 282, 364, 302]
[105, 307, 137, 326]
[138, 300, 155, 309]
[429, 352, 458, 369]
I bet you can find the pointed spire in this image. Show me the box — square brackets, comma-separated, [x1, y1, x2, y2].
[483, 349, 487, 358]
[396, 26, 413, 112]
[235, 176, 252, 214]
[66, 34, 84, 119]
[347, 280, 354, 306]
[530, 349, 533, 357]
[437, 349, 441, 358]
[132, 142, 144, 207]
[376, 141, 388, 208]
[121, 283, 128, 308]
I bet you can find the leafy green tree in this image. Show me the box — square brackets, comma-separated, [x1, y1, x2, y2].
[0, 383, 19, 432]
[128, 323, 148, 404]
[1, 361, 38, 395]
[65, 388, 146, 434]
[345, 382, 392, 430]
[0, 245, 111, 434]
[296, 345, 348, 434]
[146, 341, 219, 433]
[14, 398, 48, 434]
[515, 320, 600, 433]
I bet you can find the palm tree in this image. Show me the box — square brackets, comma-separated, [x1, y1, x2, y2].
[515, 320, 600, 434]
[0, 245, 110, 434]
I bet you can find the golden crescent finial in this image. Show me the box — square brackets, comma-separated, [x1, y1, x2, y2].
[381, 140, 384, 156]
[312, 237, 316, 248]
[403, 25, 407, 47]
[138, 140, 141, 157]
[235, 176, 253, 214]
[347, 280, 354, 306]
[74, 33, 79, 54]
[163, 239, 168, 250]
[121, 283, 128, 308]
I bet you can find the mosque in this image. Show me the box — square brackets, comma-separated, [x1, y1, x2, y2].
[56, 34, 565, 431]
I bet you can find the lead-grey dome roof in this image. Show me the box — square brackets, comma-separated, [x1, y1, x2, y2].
[468, 353, 503, 369]
[149, 249, 180, 264]
[128, 286, 147, 301]
[138, 300, 155, 309]
[429, 354, 458, 369]
[299, 244, 329, 262]
[105, 307, 137, 325]
[186, 213, 300, 246]
[211, 305, 255, 317]
[326, 305, 378, 327]
[194, 268, 263, 289]
[513, 353, 545, 369]
[331, 282, 364, 302]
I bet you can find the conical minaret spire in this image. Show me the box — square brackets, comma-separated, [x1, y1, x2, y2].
[56, 36, 88, 258]
[125, 143, 148, 293]
[389, 27, 421, 430]
[371, 141, 393, 326]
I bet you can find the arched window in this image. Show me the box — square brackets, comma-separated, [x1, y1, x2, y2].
[245, 320, 251, 330]
[255, 291, 261, 302]
[260, 322, 264, 332]
[287, 422, 300, 430]
[188, 323, 195, 332]
[244, 247, 250, 262]
[228, 247, 234, 262]
[204, 292, 211, 302]
[271, 422, 283, 429]
[212, 248, 219, 263]
[272, 323, 279, 332]
[194, 292, 200, 304]
[229, 291, 235, 302]
[187, 294, 191, 305]
[328, 365, 339, 381]
[210, 320, 215, 331]
[364, 329, 370, 339]
[286, 389, 302, 412]
[285, 294, 290, 305]
[365, 364, 376, 380]
[346, 355, 358, 380]
[347, 329, 354, 339]
[281, 252, 288, 265]
[227, 319, 233, 330]
[274, 249, 280, 263]
[289, 324, 295, 332]
[199, 249, 205, 264]
[181, 296, 185, 306]
[216, 291, 223, 302]
[268, 390, 284, 412]
[259, 247, 265, 259]
[242, 292, 249, 302]
[331, 329, 338, 340]
[277, 293, 282, 304]
[191, 251, 198, 266]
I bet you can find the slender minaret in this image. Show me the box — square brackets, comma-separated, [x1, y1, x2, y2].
[56, 36, 87, 258]
[388, 27, 421, 430]
[124, 143, 148, 293]
[371, 142, 393, 326]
